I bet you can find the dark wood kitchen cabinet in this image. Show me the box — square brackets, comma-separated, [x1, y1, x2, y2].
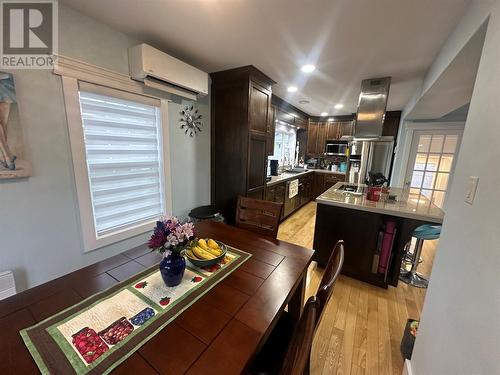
[312, 172, 325, 198]
[326, 122, 339, 140]
[301, 174, 313, 206]
[338, 121, 354, 138]
[307, 120, 326, 156]
[312, 172, 345, 198]
[210, 66, 275, 223]
[307, 120, 354, 156]
[323, 173, 345, 190]
[295, 116, 308, 130]
[316, 121, 328, 155]
[265, 183, 285, 203]
[265, 173, 314, 221]
[306, 122, 318, 156]
[267, 105, 277, 156]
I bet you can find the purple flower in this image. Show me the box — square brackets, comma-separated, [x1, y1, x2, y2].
[148, 228, 166, 249]
[148, 216, 195, 253]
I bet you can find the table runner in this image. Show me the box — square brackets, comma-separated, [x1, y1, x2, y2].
[20, 246, 251, 375]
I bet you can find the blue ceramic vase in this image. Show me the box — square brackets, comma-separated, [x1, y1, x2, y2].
[159, 252, 186, 287]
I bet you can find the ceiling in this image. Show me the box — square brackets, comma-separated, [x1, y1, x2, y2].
[61, 0, 471, 116]
[406, 21, 487, 120]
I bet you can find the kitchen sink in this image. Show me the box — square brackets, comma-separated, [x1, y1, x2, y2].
[284, 168, 307, 174]
[335, 183, 365, 195]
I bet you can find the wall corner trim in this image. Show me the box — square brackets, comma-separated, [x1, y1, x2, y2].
[403, 359, 413, 375]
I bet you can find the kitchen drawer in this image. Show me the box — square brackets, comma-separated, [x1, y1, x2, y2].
[324, 174, 345, 184]
[265, 185, 276, 202]
[275, 184, 286, 203]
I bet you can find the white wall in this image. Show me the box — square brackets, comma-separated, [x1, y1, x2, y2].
[392, 1, 493, 185]
[168, 97, 210, 218]
[409, 1, 500, 374]
[0, 4, 210, 292]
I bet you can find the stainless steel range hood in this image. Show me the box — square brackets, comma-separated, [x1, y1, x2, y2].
[354, 77, 391, 138]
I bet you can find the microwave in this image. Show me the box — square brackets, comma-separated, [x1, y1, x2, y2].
[325, 140, 348, 156]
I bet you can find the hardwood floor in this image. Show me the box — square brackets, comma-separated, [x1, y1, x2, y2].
[277, 202, 437, 375]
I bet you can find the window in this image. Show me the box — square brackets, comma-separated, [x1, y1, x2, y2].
[405, 129, 462, 209]
[63, 78, 171, 252]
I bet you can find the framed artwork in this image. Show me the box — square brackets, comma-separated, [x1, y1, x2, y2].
[0, 72, 30, 179]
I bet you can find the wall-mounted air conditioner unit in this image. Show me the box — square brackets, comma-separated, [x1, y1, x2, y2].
[128, 43, 209, 100]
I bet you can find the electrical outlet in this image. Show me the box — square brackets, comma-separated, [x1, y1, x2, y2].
[465, 176, 479, 204]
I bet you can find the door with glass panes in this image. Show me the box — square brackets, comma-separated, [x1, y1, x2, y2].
[405, 129, 463, 209]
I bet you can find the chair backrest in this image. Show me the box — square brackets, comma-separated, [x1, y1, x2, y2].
[280, 296, 320, 375]
[235, 196, 283, 239]
[316, 240, 345, 320]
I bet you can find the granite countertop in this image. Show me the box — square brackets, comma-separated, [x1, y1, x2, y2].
[311, 169, 346, 175]
[267, 169, 346, 186]
[316, 182, 444, 223]
[267, 170, 313, 186]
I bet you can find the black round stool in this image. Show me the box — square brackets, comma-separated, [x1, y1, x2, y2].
[188, 205, 225, 223]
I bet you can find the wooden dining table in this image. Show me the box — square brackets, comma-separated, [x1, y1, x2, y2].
[0, 220, 314, 375]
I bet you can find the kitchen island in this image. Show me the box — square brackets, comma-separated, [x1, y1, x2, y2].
[313, 182, 444, 288]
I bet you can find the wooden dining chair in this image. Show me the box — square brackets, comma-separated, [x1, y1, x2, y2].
[249, 296, 320, 375]
[250, 242, 344, 375]
[235, 196, 283, 239]
[316, 240, 345, 320]
[279, 296, 320, 375]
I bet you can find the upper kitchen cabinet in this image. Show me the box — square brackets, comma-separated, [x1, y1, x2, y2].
[316, 121, 328, 154]
[294, 116, 308, 130]
[306, 119, 354, 156]
[267, 105, 277, 156]
[306, 121, 318, 156]
[210, 66, 275, 222]
[382, 111, 402, 138]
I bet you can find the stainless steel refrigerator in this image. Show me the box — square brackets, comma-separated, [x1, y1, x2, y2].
[346, 136, 394, 185]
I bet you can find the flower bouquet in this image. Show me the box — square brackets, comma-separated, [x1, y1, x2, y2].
[148, 216, 195, 254]
[148, 216, 195, 287]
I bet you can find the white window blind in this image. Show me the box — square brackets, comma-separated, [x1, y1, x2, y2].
[78, 90, 164, 237]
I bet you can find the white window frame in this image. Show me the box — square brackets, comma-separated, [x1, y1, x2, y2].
[61, 76, 172, 252]
[398, 122, 464, 210]
[394, 121, 465, 186]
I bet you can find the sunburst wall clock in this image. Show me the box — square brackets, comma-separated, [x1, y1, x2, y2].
[179, 105, 203, 137]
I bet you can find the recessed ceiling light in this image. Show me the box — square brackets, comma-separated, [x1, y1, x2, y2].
[320, 112, 328, 116]
[287, 86, 298, 93]
[334, 103, 344, 109]
[301, 64, 316, 73]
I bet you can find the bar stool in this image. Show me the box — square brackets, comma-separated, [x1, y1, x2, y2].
[400, 224, 441, 288]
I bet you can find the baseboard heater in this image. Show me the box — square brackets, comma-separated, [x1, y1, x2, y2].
[0, 270, 16, 300]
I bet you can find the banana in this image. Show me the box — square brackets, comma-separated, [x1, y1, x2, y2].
[192, 246, 216, 260]
[207, 239, 219, 249]
[186, 249, 200, 260]
[206, 246, 222, 257]
[198, 239, 209, 250]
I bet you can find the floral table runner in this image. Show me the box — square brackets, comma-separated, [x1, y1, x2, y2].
[20, 246, 251, 375]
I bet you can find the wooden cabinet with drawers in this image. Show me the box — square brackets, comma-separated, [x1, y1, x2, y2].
[211, 66, 276, 223]
[265, 172, 343, 221]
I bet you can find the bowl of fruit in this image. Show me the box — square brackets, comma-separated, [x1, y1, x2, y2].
[185, 238, 227, 267]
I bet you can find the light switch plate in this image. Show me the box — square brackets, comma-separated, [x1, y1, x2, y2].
[465, 176, 479, 204]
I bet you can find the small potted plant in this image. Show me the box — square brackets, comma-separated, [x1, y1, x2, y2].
[148, 216, 195, 287]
